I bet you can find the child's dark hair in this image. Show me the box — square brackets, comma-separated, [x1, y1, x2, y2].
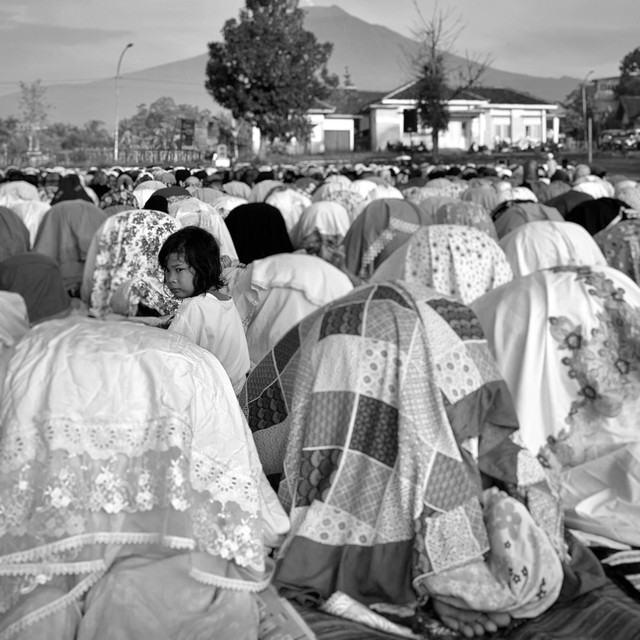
[158, 226, 225, 296]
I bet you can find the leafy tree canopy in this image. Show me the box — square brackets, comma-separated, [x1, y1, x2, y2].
[118, 97, 214, 149]
[205, 0, 338, 146]
[617, 47, 640, 96]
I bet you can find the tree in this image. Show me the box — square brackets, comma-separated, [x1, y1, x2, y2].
[617, 47, 640, 96]
[119, 97, 214, 149]
[205, 0, 338, 154]
[409, 2, 491, 160]
[18, 80, 51, 154]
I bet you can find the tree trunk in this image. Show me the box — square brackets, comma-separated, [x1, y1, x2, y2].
[432, 129, 440, 163]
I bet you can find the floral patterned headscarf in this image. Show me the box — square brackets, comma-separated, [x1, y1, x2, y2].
[88, 209, 182, 317]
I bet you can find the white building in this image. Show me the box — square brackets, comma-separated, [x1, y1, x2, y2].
[288, 84, 560, 154]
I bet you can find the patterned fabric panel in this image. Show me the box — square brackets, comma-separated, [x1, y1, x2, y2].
[273, 324, 301, 371]
[319, 302, 366, 340]
[427, 298, 485, 341]
[247, 377, 287, 432]
[296, 448, 342, 506]
[350, 395, 399, 468]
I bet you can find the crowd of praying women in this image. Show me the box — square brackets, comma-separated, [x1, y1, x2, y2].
[1, 155, 640, 639]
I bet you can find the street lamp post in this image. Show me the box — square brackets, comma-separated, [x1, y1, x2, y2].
[581, 69, 594, 159]
[114, 43, 134, 163]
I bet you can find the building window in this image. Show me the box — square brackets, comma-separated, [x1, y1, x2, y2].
[524, 123, 541, 140]
[494, 123, 511, 141]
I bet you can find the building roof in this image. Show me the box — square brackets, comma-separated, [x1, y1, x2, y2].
[312, 88, 388, 115]
[382, 81, 550, 105]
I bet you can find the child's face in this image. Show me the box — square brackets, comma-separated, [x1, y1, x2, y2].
[163, 252, 195, 299]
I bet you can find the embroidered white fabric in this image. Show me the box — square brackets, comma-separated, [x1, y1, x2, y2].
[0, 317, 288, 626]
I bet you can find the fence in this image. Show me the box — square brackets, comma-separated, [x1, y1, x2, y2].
[1, 147, 209, 169]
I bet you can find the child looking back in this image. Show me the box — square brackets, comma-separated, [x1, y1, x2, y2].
[159, 226, 250, 394]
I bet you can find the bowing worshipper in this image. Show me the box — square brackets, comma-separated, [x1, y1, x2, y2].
[81, 209, 182, 318]
[248, 179, 284, 203]
[168, 197, 239, 266]
[223, 180, 252, 199]
[342, 198, 433, 280]
[212, 194, 247, 220]
[492, 201, 564, 239]
[0, 180, 50, 247]
[521, 159, 552, 203]
[241, 281, 576, 638]
[49, 173, 95, 206]
[370, 224, 513, 304]
[595, 219, 640, 285]
[31, 199, 107, 297]
[547, 170, 573, 199]
[460, 184, 501, 214]
[98, 172, 137, 211]
[312, 186, 365, 223]
[545, 188, 593, 219]
[0, 206, 30, 261]
[224, 203, 293, 265]
[264, 186, 312, 236]
[132, 179, 166, 208]
[290, 201, 351, 259]
[311, 176, 354, 205]
[407, 193, 457, 220]
[0, 316, 289, 640]
[0, 252, 71, 324]
[565, 198, 629, 236]
[471, 265, 640, 552]
[431, 200, 499, 241]
[143, 193, 170, 213]
[499, 220, 608, 277]
[230, 252, 353, 368]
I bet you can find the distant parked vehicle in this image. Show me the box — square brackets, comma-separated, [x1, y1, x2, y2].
[599, 129, 638, 151]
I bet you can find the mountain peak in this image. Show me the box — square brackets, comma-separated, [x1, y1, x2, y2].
[0, 6, 580, 125]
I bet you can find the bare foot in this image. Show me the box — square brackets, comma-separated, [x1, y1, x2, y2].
[433, 600, 511, 638]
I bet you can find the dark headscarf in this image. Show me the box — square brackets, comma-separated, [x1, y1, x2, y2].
[544, 190, 593, 218]
[50, 174, 94, 205]
[143, 195, 169, 214]
[565, 198, 627, 236]
[0, 252, 71, 323]
[224, 203, 293, 264]
[0, 206, 30, 262]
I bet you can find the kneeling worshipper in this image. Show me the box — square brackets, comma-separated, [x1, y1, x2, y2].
[565, 197, 628, 236]
[0, 206, 30, 262]
[0, 252, 71, 324]
[370, 225, 512, 304]
[595, 219, 640, 285]
[290, 200, 352, 272]
[492, 201, 563, 239]
[342, 198, 433, 280]
[239, 281, 627, 639]
[499, 220, 608, 277]
[230, 252, 353, 367]
[432, 200, 499, 241]
[471, 266, 640, 601]
[81, 209, 182, 318]
[31, 199, 107, 297]
[0, 317, 289, 640]
[224, 203, 294, 265]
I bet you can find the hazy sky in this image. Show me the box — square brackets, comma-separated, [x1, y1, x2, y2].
[1, 0, 638, 96]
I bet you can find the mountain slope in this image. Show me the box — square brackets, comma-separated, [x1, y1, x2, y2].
[0, 5, 580, 127]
